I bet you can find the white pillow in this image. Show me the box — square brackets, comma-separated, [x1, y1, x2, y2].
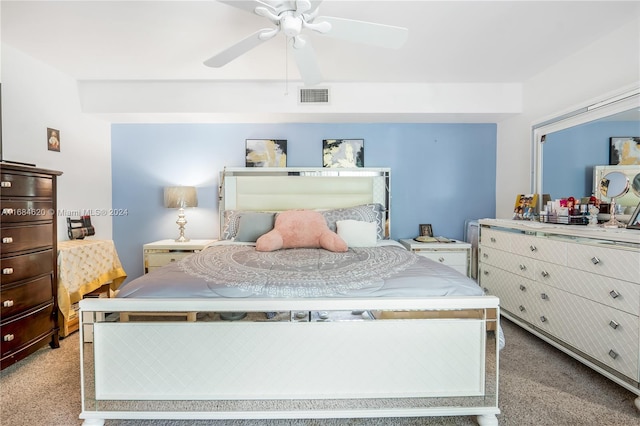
[336, 220, 377, 247]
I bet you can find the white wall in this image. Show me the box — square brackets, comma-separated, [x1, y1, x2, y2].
[2, 44, 113, 240]
[496, 17, 640, 218]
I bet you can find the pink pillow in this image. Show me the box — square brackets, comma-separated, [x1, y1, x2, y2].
[256, 210, 348, 253]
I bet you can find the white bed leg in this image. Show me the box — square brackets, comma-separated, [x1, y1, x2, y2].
[634, 395, 640, 411]
[82, 419, 104, 426]
[477, 414, 498, 426]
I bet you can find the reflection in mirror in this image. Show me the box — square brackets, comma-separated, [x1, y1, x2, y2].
[540, 109, 640, 201]
[600, 171, 629, 228]
[533, 89, 639, 216]
[627, 201, 640, 230]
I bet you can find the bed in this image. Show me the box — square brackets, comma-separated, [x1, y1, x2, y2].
[79, 167, 501, 425]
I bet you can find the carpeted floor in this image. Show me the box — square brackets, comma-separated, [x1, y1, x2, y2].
[1, 318, 638, 425]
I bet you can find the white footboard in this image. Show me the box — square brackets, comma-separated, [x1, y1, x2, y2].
[79, 297, 500, 425]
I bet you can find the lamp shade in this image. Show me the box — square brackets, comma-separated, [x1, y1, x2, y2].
[164, 186, 198, 209]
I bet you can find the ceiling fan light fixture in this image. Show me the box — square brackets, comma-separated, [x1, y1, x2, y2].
[208, 0, 409, 85]
[281, 13, 302, 37]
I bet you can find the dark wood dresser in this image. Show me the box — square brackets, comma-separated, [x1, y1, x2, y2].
[1, 163, 62, 369]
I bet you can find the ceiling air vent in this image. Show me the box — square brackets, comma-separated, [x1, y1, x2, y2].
[299, 88, 330, 104]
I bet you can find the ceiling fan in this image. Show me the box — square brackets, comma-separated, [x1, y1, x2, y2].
[204, 0, 409, 86]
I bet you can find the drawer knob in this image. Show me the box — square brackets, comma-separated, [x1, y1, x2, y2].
[519, 284, 526, 291]
[540, 315, 547, 323]
[519, 305, 526, 312]
[483, 270, 489, 276]
[2, 268, 14, 275]
[1, 181, 12, 188]
[2, 300, 14, 308]
[490, 237, 496, 243]
[591, 257, 600, 265]
[438, 257, 445, 263]
[2, 237, 13, 244]
[608, 349, 618, 359]
[609, 290, 620, 299]
[519, 264, 527, 271]
[482, 253, 488, 258]
[609, 320, 619, 330]
[541, 293, 548, 300]
[482, 287, 489, 294]
[541, 270, 549, 278]
[3, 334, 14, 342]
[529, 245, 537, 252]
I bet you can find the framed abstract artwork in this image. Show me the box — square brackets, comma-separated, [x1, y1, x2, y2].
[609, 136, 640, 165]
[245, 139, 287, 167]
[322, 139, 364, 168]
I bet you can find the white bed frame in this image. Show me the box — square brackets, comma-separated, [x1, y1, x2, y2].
[79, 167, 500, 425]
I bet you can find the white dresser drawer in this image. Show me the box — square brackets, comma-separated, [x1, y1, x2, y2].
[543, 289, 639, 381]
[480, 228, 512, 251]
[511, 233, 567, 265]
[146, 251, 194, 268]
[480, 264, 539, 323]
[536, 261, 640, 316]
[414, 250, 466, 266]
[567, 243, 640, 283]
[479, 246, 534, 279]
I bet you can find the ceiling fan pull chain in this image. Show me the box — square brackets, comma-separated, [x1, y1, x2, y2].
[284, 37, 289, 95]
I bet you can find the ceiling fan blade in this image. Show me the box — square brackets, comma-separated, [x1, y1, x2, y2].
[203, 29, 273, 67]
[308, 0, 323, 13]
[291, 39, 323, 86]
[217, 0, 276, 15]
[316, 16, 408, 49]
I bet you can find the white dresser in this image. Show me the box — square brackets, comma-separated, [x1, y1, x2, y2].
[478, 219, 640, 408]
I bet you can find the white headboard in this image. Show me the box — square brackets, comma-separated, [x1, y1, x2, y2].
[219, 167, 391, 235]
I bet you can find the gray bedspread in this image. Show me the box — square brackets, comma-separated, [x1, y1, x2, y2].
[117, 241, 484, 299]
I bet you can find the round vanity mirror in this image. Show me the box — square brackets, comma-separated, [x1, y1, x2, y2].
[600, 171, 630, 228]
[631, 172, 640, 197]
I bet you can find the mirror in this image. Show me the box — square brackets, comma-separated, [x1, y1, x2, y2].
[600, 171, 629, 228]
[628, 172, 640, 230]
[533, 89, 640, 214]
[632, 172, 640, 197]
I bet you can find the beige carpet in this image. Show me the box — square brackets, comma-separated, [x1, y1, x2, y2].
[1, 318, 638, 426]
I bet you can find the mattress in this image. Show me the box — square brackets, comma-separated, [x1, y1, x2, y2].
[117, 240, 484, 299]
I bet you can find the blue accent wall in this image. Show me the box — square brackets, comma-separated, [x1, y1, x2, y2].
[112, 123, 497, 282]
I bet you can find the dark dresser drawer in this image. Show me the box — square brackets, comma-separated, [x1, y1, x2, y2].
[1, 224, 54, 254]
[0, 172, 52, 198]
[0, 200, 54, 223]
[1, 250, 54, 285]
[1, 275, 53, 319]
[1, 304, 55, 358]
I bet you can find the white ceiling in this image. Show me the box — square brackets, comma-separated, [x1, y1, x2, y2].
[3, 0, 639, 85]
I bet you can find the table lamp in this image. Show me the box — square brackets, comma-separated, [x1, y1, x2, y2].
[164, 186, 198, 242]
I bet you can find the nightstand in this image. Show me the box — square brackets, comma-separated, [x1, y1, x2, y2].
[122, 239, 216, 323]
[143, 239, 217, 274]
[399, 238, 471, 277]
